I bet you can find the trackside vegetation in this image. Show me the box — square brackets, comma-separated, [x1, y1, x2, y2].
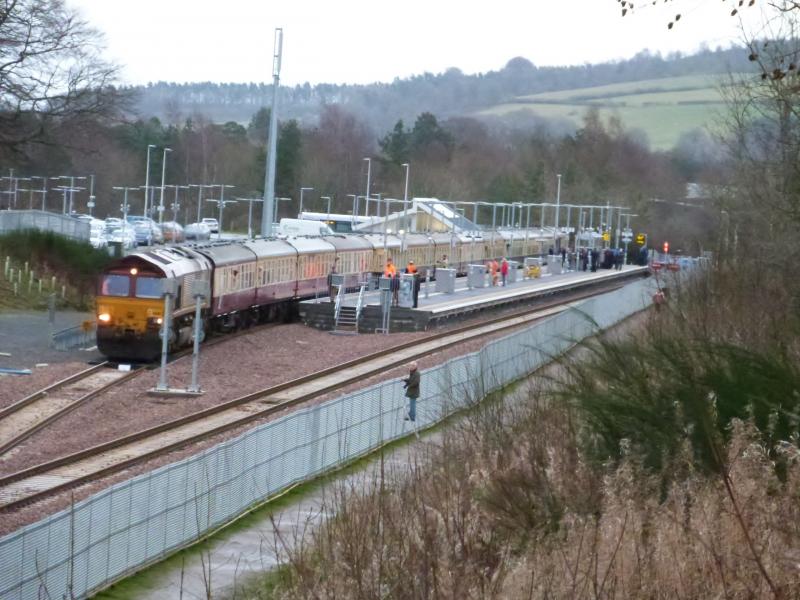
[0, 230, 111, 310]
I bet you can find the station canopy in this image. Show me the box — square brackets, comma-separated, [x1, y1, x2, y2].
[353, 198, 480, 234]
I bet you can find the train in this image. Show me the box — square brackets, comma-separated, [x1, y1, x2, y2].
[95, 229, 557, 360]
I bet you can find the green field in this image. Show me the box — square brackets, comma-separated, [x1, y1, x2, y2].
[477, 74, 738, 150]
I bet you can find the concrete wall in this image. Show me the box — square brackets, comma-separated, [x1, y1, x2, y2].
[0, 210, 90, 241]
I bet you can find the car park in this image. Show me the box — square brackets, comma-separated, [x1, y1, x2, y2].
[185, 222, 212, 241]
[160, 221, 185, 243]
[201, 217, 219, 233]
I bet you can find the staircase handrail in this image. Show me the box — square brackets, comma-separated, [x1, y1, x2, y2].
[355, 283, 366, 322]
[334, 283, 345, 324]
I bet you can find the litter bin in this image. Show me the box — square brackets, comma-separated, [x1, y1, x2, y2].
[468, 264, 487, 288]
[398, 273, 415, 308]
[506, 260, 519, 283]
[435, 268, 456, 293]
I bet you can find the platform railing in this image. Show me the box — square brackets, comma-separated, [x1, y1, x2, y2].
[333, 283, 344, 324]
[355, 283, 366, 322]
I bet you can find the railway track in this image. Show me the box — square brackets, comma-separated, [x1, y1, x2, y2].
[0, 364, 140, 457]
[0, 324, 278, 460]
[0, 282, 623, 511]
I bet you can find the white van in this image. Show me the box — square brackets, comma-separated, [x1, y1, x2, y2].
[279, 218, 335, 237]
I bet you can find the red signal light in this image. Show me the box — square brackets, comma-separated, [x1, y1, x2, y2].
[663, 241, 669, 254]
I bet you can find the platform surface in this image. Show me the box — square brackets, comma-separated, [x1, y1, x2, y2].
[303, 265, 648, 315]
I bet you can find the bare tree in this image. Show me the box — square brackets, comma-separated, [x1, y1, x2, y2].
[0, 0, 124, 159]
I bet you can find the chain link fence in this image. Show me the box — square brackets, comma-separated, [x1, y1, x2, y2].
[0, 210, 90, 241]
[51, 322, 97, 351]
[0, 277, 665, 599]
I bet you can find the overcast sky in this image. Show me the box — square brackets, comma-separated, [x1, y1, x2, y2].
[67, 0, 765, 86]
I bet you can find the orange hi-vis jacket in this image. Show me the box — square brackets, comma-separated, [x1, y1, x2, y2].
[384, 263, 397, 278]
[406, 263, 417, 274]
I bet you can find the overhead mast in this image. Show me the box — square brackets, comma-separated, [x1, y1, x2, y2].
[261, 28, 283, 239]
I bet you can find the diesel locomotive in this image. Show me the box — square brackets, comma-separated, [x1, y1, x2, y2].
[95, 230, 551, 360]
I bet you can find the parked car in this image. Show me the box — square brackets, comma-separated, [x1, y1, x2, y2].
[160, 221, 185, 243]
[104, 217, 123, 233]
[201, 217, 219, 233]
[105, 227, 137, 249]
[127, 217, 164, 245]
[89, 219, 107, 249]
[185, 222, 212, 241]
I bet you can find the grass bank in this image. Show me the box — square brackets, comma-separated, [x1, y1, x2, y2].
[247, 268, 800, 599]
[0, 230, 110, 311]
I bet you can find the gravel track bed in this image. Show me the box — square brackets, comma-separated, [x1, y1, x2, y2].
[0, 314, 555, 535]
[0, 362, 92, 410]
[0, 324, 428, 475]
[0, 284, 631, 535]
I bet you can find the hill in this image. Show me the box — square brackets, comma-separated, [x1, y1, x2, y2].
[129, 47, 752, 148]
[477, 74, 734, 150]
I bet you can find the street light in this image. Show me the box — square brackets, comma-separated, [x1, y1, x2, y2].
[205, 184, 236, 239]
[401, 163, 410, 236]
[143, 144, 156, 218]
[363, 157, 372, 218]
[188, 184, 215, 223]
[164, 184, 189, 223]
[158, 147, 172, 225]
[347, 194, 358, 227]
[235, 197, 264, 238]
[299, 187, 313, 217]
[320, 196, 332, 222]
[275, 196, 291, 225]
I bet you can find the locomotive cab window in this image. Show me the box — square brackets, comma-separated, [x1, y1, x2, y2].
[100, 274, 130, 297]
[135, 277, 163, 299]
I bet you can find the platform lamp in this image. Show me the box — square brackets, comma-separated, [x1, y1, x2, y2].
[299, 187, 313, 217]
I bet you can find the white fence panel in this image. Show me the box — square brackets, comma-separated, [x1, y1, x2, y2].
[0, 277, 661, 600]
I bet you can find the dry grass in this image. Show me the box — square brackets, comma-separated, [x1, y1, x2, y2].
[239, 266, 800, 600]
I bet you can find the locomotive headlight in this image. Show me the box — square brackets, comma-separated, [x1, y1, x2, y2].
[98, 313, 111, 323]
[156, 317, 163, 325]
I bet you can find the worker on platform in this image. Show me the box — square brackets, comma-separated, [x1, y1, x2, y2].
[384, 257, 397, 278]
[327, 257, 339, 302]
[491, 258, 500, 286]
[500, 257, 509, 286]
[403, 361, 421, 422]
[406, 260, 420, 308]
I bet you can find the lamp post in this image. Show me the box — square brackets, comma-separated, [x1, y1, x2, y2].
[621, 213, 638, 265]
[113, 186, 140, 238]
[347, 194, 358, 227]
[363, 157, 372, 218]
[275, 196, 291, 225]
[299, 186, 313, 217]
[164, 184, 189, 223]
[205, 184, 235, 239]
[188, 184, 214, 223]
[157, 148, 172, 225]
[321, 196, 332, 223]
[143, 144, 156, 218]
[235, 197, 264, 238]
[401, 163, 410, 236]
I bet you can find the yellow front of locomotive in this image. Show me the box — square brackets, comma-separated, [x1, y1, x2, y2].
[96, 258, 167, 361]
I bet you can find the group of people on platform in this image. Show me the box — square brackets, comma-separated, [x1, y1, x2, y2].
[383, 256, 428, 308]
[486, 257, 510, 287]
[576, 247, 625, 272]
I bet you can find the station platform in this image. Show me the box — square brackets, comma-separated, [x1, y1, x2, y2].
[299, 265, 649, 333]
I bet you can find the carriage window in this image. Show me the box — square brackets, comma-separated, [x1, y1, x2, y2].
[135, 277, 163, 298]
[100, 274, 130, 297]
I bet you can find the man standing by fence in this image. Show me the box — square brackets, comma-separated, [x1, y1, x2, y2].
[403, 361, 420, 422]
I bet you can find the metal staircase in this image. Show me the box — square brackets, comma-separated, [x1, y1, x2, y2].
[332, 284, 365, 335]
